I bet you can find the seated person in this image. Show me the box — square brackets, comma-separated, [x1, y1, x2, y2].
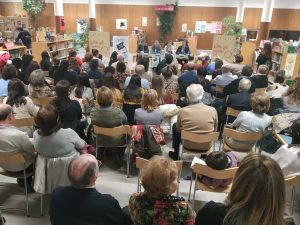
[250, 64, 269, 89]
[164, 40, 175, 54]
[181, 54, 201, 71]
[226, 78, 252, 111]
[53, 60, 78, 86]
[124, 65, 150, 90]
[50, 154, 127, 225]
[198, 151, 237, 187]
[0, 64, 18, 97]
[178, 62, 198, 97]
[225, 93, 272, 151]
[155, 53, 177, 75]
[28, 69, 53, 98]
[161, 66, 178, 95]
[230, 53, 244, 76]
[267, 70, 288, 99]
[90, 87, 127, 162]
[137, 39, 149, 54]
[176, 40, 190, 55]
[134, 89, 164, 125]
[170, 84, 218, 160]
[211, 59, 223, 79]
[87, 59, 103, 80]
[195, 154, 286, 225]
[151, 40, 162, 54]
[197, 67, 211, 93]
[129, 157, 196, 225]
[215, 64, 238, 88]
[0, 104, 35, 190]
[282, 77, 300, 111]
[68, 50, 83, 66]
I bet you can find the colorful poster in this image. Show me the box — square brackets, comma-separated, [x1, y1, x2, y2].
[142, 17, 147, 27]
[89, 31, 110, 58]
[206, 23, 212, 32]
[211, 21, 222, 34]
[182, 23, 187, 33]
[113, 36, 129, 62]
[284, 54, 297, 79]
[116, 19, 127, 30]
[212, 35, 236, 63]
[195, 21, 206, 33]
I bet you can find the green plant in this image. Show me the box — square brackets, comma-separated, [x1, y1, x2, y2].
[78, 19, 90, 46]
[222, 16, 242, 37]
[22, 0, 46, 21]
[156, 0, 179, 42]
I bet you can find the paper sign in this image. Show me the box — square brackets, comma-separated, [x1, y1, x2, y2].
[89, 31, 110, 57]
[195, 21, 206, 33]
[182, 23, 187, 33]
[206, 23, 212, 32]
[142, 17, 147, 27]
[116, 19, 127, 30]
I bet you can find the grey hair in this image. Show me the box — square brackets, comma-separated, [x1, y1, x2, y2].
[29, 69, 45, 87]
[0, 104, 13, 121]
[135, 64, 145, 76]
[221, 64, 231, 74]
[239, 78, 252, 92]
[258, 65, 269, 75]
[186, 84, 204, 103]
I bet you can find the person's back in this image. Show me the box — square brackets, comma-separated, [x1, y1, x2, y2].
[215, 65, 238, 87]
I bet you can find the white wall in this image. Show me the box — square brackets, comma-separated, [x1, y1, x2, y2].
[1, 0, 300, 9]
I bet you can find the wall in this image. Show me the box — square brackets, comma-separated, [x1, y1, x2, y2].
[1, 2, 300, 49]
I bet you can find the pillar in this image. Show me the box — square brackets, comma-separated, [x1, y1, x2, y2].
[54, 0, 64, 34]
[257, 0, 275, 45]
[89, 0, 96, 31]
[236, 0, 245, 23]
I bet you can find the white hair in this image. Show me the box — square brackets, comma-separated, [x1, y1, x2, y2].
[238, 78, 251, 92]
[186, 84, 204, 103]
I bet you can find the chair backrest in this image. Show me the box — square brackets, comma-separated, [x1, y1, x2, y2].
[11, 117, 35, 127]
[223, 127, 262, 142]
[285, 175, 300, 187]
[226, 107, 241, 118]
[181, 130, 219, 144]
[43, 71, 49, 77]
[193, 163, 238, 179]
[112, 102, 123, 109]
[93, 125, 131, 136]
[215, 85, 224, 94]
[0, 153, 26, 164]
[136, 157, 183, 174]
[255, 87, 267, 94]
[31, 97, 54, 106]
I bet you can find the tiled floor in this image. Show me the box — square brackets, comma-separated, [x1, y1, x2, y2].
[0, 141, 299, 225]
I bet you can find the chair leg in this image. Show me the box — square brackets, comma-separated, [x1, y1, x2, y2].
[137, 173, 140, 192]
[126, 144, 130, 178]
[188, 171, 193, 201]
[40, 194, 44, 216]
[291, 187, 295, 216]
[192, 179, 197, 209]
[23, 170, 30, 217]
[95, 136, 98, 158]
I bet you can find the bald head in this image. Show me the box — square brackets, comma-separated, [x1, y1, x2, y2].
[117, 54, 124, 62]
[187, 62, 195, 71]
[135, 64, 145, 76]
[68, 154, 98, 189]
[0, 104, 13, 122]
[221, 64, 231, 74]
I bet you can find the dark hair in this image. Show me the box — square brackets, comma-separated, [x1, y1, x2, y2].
[102, 73, 116, 89]
[137, 58, 149, 72]
[188, 54, 194, 61]
[165, 54, 173, 64]
[241, 65, 253, 77]
[215, 60, 223, 70]
[25, 61, 41, 83]
[263, 42, 272, 57]
[12, 58, 22, 70]
[104, 66, 116, 74]
[92, 49, 99, 57]
[206, 151, 228, 170]
[291, 118, 300, 144]
[41, 50, 50, 60]
[78, 75, 91, 88]
[36, 104, 60, 136]
[110, 51, 118, 61]
[69, 50, 77, 58]
[234, 54, 243, 63]
[21, 54, 33, 67]
[90, 59, 99, 70]
[0, 105, 13, 121]
[116, 62, 126, 73]
[59, 60, 69, 72]
[161, 66, 173, 78]
[124, 74, 142, 102]
[275, 70, 286, 84]
[6, 78, 27, 107]
[2, 64, 17, 80]
[98, 53, 103, 60]
[75, 87, 83, 99]
[197, 67, 208, 77]
[52, 57, 60, 66]
[55, 80, 70, 98]
[84, 53, 93, 63]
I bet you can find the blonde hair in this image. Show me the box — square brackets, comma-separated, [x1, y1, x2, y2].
[251, 93, 270, 114]
[141, 157, 177, 196]
[96, 86, 113, 107]
[141, 89, 159, 112]
[224, 153, 285, 225]
[284, 77, 300, 106]
[151, 76, 165, 105]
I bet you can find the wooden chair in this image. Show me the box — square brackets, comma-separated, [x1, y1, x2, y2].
[273, 131, 287, 145]
[190, 162, 238, 208]
[222, 127, 262, 153]
[215, 85, 224, 99]
[11, 117, 35, 127]
[31, 97, 54, 106]
[0, 153, 34, 216]
[180, 130, 219, 159]
[135, 157, 183, 196]
[93, 125, 131, 177]
[255, 87, 267, 94]
[285, 175, 300, 215]
[43, 71, 49, 77]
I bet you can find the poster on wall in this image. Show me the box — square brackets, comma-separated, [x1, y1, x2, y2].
[113, 36, 129, 62]
[182, 24, 187, 33]
[211, 21, 222, 34]
[195, 21, 206, 33]
[116, 19, 127, 30]
[212, 35, 236, 63]
[89, 31, 110, 58]
[142, 17, 148, 27]
[156, 17, 161, 26]
[284, 54, 297, 79]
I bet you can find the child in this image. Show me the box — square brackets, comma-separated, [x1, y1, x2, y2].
[199, 151, 237, 187]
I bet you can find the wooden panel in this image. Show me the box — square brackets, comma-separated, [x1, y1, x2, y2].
[242, 8, 262, 29]
[63, 4, 89, 33]
[270, 9, 300, 30]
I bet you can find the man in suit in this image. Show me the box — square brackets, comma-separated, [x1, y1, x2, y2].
[176, 40, 190, 55]
[170, 84, 218, 160]
[178, 62, 198, 98]
[50, 154, 128, 225]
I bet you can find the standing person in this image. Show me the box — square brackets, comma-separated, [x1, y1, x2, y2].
[195, 153, 285, 225]
[40, 50, 52, 71]
[50, 154, 128, 225]
[256, 42, 272, 70]
[15, 27, 32, 49]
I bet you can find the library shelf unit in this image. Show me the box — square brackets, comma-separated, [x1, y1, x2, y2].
[271, 50, 300, 80]
[32, 39, 75, 62]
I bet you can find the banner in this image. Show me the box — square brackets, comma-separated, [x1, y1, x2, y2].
[113, 36, 129, 62]
[154, 5, 174, 11]
[212, 35, 236, 63]
[89, 31, 110, 58]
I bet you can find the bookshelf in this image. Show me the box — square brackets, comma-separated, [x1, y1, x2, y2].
[32, 39, 75, 62]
